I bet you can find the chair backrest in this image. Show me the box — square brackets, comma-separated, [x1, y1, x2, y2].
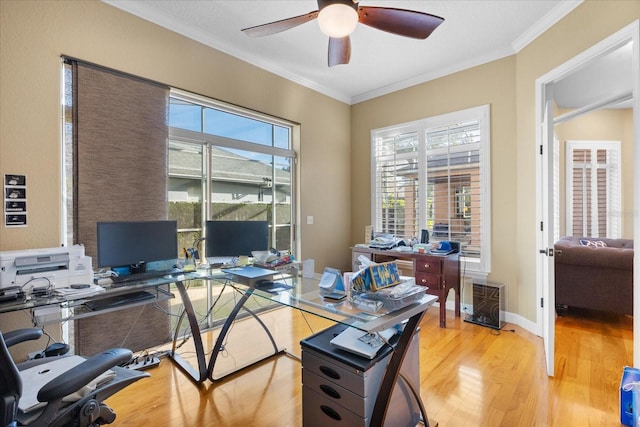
[0, 331, 22, 427]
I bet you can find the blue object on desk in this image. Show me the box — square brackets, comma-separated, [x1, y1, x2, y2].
[430, 240, 460, 255]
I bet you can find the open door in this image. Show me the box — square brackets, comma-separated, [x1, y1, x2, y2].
[536, 20, 640, 375]
[536, 82, 556, 376]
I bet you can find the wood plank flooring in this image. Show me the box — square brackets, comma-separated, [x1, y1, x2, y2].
[106, 306, 632, 426]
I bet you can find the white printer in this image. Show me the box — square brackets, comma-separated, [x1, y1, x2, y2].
[0, 245, 93, 292]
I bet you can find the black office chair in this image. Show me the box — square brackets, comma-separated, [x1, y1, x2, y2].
[0, 328, 149, 427]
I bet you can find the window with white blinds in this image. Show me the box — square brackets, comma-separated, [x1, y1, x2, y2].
[565, 140, 621, 238]
[425, 119, 482, 257]
[373, 127, 420, 239]
[372, 105, 491, 276]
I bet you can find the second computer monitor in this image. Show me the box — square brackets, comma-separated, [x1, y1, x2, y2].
[205, 220, 269, 257]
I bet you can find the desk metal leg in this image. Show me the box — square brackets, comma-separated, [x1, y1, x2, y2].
[207, 287, 283, 381]
[370, 309, 428, 426]
[168, 280, 208, 383]
[398, 372, 430, 427]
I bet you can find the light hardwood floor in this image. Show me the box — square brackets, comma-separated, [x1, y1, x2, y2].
[106, 305, 632, 426]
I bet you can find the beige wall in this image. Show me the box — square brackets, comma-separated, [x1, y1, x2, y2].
[0, 0, 352, 274]
[555, 108, 634, 239]
[352, 1, 639, 322]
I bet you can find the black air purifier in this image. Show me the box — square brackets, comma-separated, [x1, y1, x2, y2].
[465, 283, 505, 330]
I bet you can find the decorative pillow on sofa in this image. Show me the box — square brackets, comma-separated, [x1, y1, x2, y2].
[579, 239, 607, 247]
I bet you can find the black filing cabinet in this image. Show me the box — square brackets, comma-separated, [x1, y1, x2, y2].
[300, 323, 421, 427]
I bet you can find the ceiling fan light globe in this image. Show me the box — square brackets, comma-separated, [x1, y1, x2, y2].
[317, 4, 358, 38]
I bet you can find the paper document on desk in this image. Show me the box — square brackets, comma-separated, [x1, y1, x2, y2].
[53, 284, 105, 299]
[330, 322, 396, 359]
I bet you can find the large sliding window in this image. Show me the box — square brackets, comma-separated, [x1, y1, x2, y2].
[372, 105, 491, 278]
[167, 90, 297, 257]
[63, 63, 298, 347]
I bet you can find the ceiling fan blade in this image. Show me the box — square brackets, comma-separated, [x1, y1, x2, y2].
[358, 6, 444, 39]
[242, 11, 319, 37]
[328, 36, 351, 67]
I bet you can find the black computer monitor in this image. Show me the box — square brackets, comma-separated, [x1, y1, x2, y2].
[96, 220, 178, 269]
[205, 220, 269, 257]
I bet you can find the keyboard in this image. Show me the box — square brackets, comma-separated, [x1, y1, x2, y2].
[84, 290, 155, 311]
[110, 267, 184, 285]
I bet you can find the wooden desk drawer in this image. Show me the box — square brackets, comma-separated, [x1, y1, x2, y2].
[415, 272, 442, 289]
[414, 257, 442, 274]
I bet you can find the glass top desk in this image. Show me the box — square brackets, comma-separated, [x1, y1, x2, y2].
[0, 268, 435, 375]
[191, 272, 437, 425]
[1, 267, 436, 426]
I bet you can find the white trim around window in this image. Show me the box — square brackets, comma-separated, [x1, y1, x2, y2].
[370, 105, 491, 282]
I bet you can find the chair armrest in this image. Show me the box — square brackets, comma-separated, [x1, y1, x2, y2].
[37, 348, 133, 403]
[3, 327, 43, 347]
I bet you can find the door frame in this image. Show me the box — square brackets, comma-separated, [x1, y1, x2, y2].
[535, 20, 640, 376]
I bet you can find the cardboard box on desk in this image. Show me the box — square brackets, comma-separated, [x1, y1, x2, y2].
[351, 261, 401, 292]
[621, 366, 640, 426]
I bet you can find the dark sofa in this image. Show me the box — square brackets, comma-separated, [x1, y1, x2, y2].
[554, 235, 634, 315]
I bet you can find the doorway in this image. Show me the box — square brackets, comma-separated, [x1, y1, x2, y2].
[536, 20, 640, 376]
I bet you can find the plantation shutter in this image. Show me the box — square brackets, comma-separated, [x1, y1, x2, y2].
[425, 120, 482, 258]
[568, 142, 620, 238]
[373, 130, 419, 238]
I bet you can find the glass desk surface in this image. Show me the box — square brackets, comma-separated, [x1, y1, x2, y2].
[192, 269, 438, 333]
[1, 268, 437, 333]
[0, 272, 185, 316]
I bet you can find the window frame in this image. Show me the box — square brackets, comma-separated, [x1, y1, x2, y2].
[371, 105, 491, 280]
[168, 89, 299, 258]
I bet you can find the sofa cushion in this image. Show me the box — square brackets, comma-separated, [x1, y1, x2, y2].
[554, 236, 633, 270]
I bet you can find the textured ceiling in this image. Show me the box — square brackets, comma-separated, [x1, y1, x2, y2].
[104, 0, 584, 104]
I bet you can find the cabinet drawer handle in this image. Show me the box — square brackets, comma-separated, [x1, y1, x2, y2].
[319, 365, 340, 380]
[320, 384, 341, 399]
[423, 263, 430, 269]
[420, 278, 428, 284]
[320, 405, 342, 421]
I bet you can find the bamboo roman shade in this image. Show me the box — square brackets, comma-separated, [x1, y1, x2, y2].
[69, 60, 171, 354]
[73, 61, 169, 260]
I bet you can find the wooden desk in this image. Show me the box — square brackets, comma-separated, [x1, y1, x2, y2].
[352, 247, 461, 327]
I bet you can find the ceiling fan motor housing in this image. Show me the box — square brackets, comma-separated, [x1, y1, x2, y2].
[317, 0, 358, 12]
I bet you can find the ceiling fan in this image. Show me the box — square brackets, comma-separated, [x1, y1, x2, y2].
[241, 0, 444, 67]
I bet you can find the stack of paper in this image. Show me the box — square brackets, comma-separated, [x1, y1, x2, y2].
[53, 284, 105, 299]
